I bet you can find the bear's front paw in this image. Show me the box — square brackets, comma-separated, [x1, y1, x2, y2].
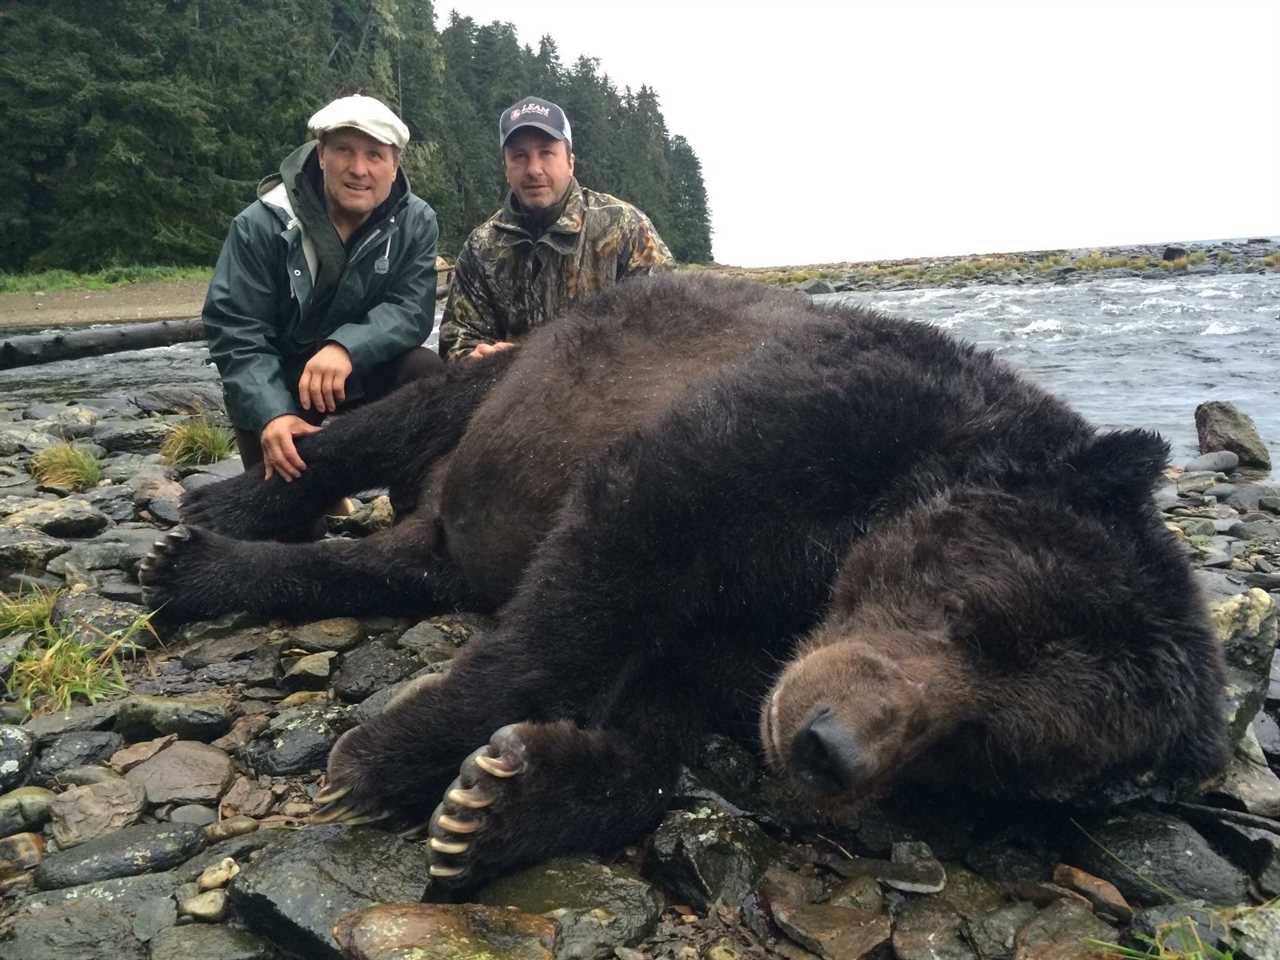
[138, 525, 234, 622]
[425, 724, 531, 890]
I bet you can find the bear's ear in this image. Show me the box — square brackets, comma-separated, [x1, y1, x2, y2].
[1062, 429, 1170, 508]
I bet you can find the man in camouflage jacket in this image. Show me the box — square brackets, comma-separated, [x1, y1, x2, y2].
[439, 96, 672, 361]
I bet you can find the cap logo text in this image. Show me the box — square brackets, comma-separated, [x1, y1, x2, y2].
[511, 103, 552, 120]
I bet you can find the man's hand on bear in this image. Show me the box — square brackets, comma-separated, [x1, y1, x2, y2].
[259, 414, 322, 482]
[299, 342, 353, 413]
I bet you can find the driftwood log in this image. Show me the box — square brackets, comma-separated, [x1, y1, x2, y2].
[0, 317, 205, 371]
[0, 270, 454, 371]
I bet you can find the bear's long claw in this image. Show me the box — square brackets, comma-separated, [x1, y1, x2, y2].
[399, 821, 431, 840]
[310, 802, 359, 824]
[343, 810, 391, 826]
[429, 837, 470, 855]
[429, 864, 465, 878]
[313, 783, 351, 805]
[447, 786, 492, 809]
[475, 754, 522, 778]
[436, 813, 481, 834]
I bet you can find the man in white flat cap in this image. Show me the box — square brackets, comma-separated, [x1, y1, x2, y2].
[203, 94, 441, 484]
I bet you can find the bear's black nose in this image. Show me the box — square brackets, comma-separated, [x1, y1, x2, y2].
[790, 704, 863, 793]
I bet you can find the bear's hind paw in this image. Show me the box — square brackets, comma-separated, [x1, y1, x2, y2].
[425, 725, 530, 889]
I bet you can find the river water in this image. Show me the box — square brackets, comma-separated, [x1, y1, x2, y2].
[821, 271, 1280, 474]
[1, 272, 1276, 474]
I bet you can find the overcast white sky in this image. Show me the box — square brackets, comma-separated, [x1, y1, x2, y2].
[447, 0, 1279, 266]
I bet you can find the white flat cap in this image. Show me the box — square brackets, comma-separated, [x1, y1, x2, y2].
[308, 95, 410, 150]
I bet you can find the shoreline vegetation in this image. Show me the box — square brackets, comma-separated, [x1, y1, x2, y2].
[1, 237, 1276, 335]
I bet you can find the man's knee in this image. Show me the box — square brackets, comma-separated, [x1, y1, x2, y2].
[368, 347, 444, 399]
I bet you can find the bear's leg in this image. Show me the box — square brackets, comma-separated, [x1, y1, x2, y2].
[182, 352, 510, 541]
[140, 516, 463, 621]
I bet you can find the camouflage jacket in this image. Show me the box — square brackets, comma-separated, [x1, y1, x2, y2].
[439, 180, 672, 359]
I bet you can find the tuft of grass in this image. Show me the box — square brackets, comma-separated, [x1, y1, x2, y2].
[0, 587, 60, 637]
[1161, 256, 1190, 271]
[161, 415, 236, 465]
[28, 443, 103, 491]
[1263, 252, 1280, 269]
[1034, 254, 1069, 272]
[1076, 251, 1151, 271]
[1086, 915, 1234, 960]
[1217, 251, 1235, 263]
[1187, 251, 1208, 265]
[0, 264, 213, 295]
[3, 604, 155, 714]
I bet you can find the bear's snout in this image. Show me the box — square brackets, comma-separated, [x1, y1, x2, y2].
[790, 704, 866, 793]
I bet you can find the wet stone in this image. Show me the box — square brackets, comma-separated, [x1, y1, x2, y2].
[1128, 903, 1230, 954]
[205, 814, 260, 845]
[148, 497, 182, 524]
[45, 536, 137, 574]
[0, 524, 71, 572]
[181, 629, 271, 669]
[1231, 906, 1280, 960]
[126, 740, 234, 805]
[1214, 589, 1279, 743]
[0, 630, 30, 677]
[1181, 814, 1280, 897]
[0, 831, 45, 877]
[34, 822, 206, 889]
[827, 873, 885, 914]
[49, 776, 147, 848]
[644, 806, 776, 911]
[229, 824, 432, 960]
[334, 902, 556, 960]
[0, 724, 35, 792]
[114, 694, 233, 742]
[0, 497, 110, 537]
[397, 619, 462, 665]
[770, 900, 891, 960]
[147, 923, 277, 960]
[282, 649, 338, 689]
[179, 887, 229, 921]
[965, 901, 1039, 960]
[893, 897, 976, 960]
[169, 803, 218, 825]
[21, 699, 120, 740]
[286, 616, 364, 653]
[1204, 726, 1280, 817]
[93, 419, 173, 454]
[0, 871, 179, 960]
[1051, 863, 1132, 922]
[477, 857, 664, 959]
[331, 640, 423, 702]
[0, 785, 54, 836]
[80, 483, 137, 521]
[1012, 898, 1116, 960]
[32, 731, 125, 784]
[111, 732, 179, 772]
[1067, 811, 1250, 906]
[1187, 451, 1240, 473]
[51, 591, 158, 648]
[197, 855, 240, 890]
[243, 702, 353, 776]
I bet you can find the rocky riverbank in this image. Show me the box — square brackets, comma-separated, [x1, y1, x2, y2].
[0, 391, 1279, 959]
[721, 237, 1280, 295]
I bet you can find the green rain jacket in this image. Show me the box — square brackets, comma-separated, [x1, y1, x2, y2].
[439, 180, 672, 360]
[203, 142, 439, 433]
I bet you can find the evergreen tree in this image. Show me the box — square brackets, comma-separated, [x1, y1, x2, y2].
[0, 0, 713, 269]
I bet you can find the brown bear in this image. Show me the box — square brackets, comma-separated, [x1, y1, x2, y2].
[141, 271, 1227, 890]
